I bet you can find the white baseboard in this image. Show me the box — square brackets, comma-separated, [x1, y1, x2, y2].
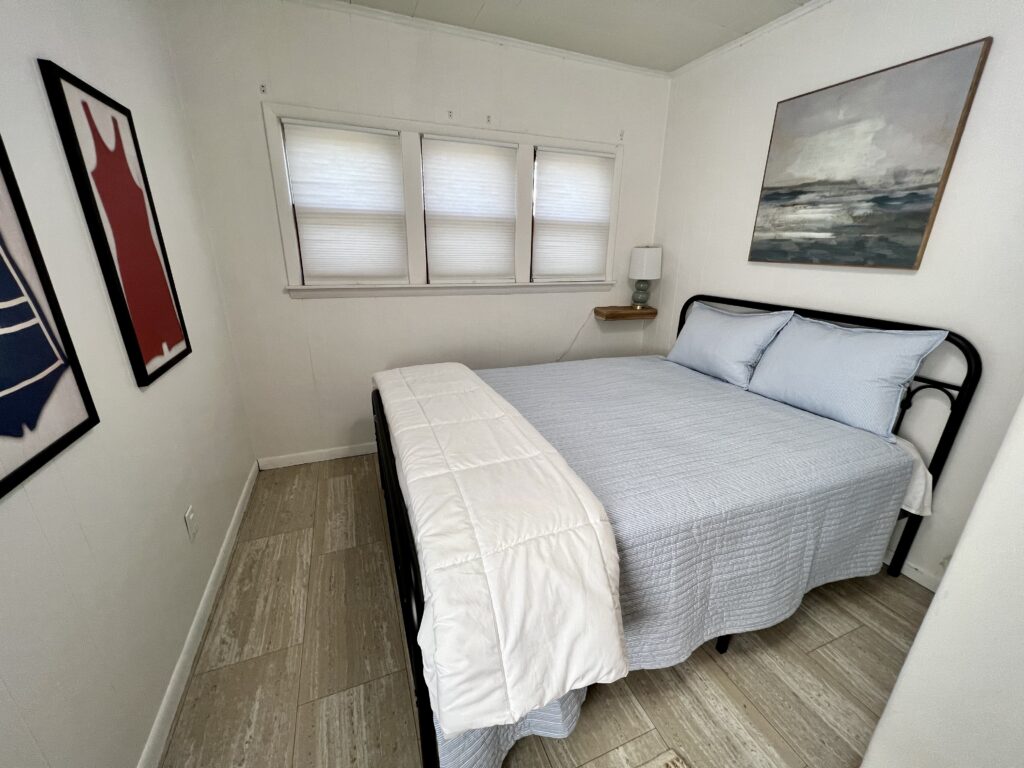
[898, 559, 942, 591]
[257, 442, 377, 470]
[136, 459, 260, 768]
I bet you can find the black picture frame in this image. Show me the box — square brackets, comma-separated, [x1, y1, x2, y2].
[0, 134, 99, 501]
[39, 59, 191, 387]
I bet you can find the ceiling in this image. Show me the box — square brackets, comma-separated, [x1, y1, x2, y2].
[342, 0, 813, 72]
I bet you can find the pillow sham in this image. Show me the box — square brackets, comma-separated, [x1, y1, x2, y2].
[747, 314, 947, 439]
[667, 302, 793, 388]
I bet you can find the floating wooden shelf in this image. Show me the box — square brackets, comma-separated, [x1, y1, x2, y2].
[594, 305, 658, 321]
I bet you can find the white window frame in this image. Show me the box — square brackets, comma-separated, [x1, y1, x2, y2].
[262, 102, 621, 298]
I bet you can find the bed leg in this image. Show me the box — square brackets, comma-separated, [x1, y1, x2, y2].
[888, 514, 921, 577]
[715, 635, 732, 654]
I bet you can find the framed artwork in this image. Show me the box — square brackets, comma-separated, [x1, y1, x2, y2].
[39, 60, 190, 386]
[0, 134, 99, 500]
[748, 38, 990, 270]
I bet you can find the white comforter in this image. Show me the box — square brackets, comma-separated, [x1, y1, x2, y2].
[373, 363, 629, 737]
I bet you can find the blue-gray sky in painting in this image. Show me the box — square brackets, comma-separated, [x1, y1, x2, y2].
[751, 41, 984, 268]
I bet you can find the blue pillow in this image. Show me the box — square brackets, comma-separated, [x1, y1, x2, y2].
[748, 315, 947, 439]
[667, 302, 793, 388]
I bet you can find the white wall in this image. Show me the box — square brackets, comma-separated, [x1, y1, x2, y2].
[648, 0, 1024, 587]
[158, 0, 671, 464]
[0, 1, 254, 767]
[863, 387, 1024, 766]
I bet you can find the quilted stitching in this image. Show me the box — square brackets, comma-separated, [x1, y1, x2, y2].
[374, 363, 629, 738]
[430, 356, 915, 768]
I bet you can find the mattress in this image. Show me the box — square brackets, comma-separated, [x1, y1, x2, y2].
[431, 355, 915, 767]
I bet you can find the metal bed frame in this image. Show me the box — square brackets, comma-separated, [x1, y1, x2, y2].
[678, 295, 982, 577]
[372, 293, 981, 768]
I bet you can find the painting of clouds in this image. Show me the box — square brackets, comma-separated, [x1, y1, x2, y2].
[749, 38, 990, 269]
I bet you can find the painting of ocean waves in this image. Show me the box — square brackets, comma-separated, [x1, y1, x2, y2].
[748, 38, 988, 270]
[750, 175, 938, 268]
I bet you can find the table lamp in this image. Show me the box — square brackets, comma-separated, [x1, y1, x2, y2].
[629, 246, 662, 309]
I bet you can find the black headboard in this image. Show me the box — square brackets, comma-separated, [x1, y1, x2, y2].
[678, 294, 982, 576]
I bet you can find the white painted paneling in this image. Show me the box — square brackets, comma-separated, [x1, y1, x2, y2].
[0, 675, 48, 768]
[0, 2, 254, 766]
[649, 0, 1024, 585]
[160, 0, 670, 461]
[343, 0, 810, 71]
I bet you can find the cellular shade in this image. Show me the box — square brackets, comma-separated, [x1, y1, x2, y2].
[283, 122, 407, 283]
[421, 137, 517, 282]
[532, 149, 615, 281]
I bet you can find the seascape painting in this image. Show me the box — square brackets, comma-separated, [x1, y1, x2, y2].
[749, 38, 990, 270]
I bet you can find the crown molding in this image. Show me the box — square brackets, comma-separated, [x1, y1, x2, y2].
[670, 0, 836, 78]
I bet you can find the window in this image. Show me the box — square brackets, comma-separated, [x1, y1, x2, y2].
[421, 137, 517, 283]
[282, 122, 407, 283]
[266, 105, 620, 293]
[531, 149, 615, 282]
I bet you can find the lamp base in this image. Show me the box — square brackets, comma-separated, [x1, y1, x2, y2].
[631, 279, 650, 308]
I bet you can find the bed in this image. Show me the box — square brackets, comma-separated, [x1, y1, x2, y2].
[372, 294, 981, 768]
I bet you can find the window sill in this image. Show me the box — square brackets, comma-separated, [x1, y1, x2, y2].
[285, 281, 616, 298]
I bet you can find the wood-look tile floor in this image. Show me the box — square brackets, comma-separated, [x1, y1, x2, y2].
[161, 455, 932, 768]
[160, 455, 413, 768]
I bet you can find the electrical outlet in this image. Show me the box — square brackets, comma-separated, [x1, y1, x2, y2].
[184, 505, 198, 542]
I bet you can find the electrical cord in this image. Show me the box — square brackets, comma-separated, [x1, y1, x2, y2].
[557, 310, 591, 362]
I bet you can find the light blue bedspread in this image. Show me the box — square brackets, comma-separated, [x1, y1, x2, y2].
[432, 356, 913, 767]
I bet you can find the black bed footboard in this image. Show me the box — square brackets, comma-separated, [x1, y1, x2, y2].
[372, 389, 440, 768]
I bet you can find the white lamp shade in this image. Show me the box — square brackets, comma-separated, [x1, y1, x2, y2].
[629, 246, 662, 280]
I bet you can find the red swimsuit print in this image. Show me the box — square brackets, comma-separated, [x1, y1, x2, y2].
[82, 102, 184, 365]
